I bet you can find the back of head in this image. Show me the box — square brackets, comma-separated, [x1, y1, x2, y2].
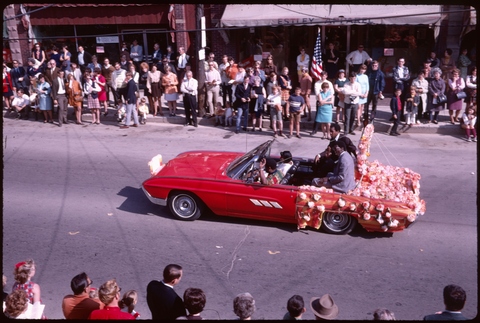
[70, 272, 89, 295]
[5, 289, 29, 318]
[443, 284, 466, 311]
[183, 288, 206, 315]
[333, 140, 346, 151]
[373, 308, 395, 320]
[119, 290, 138, 312]
[265, 157, 277, 170]
[280, 151, 292, 163]
[163, 264, 183, 283]
[233, 292, 256, 320]
[14, 259, 35, 284]
[98, 279, 119, 306]
[287, 294, 305, 318]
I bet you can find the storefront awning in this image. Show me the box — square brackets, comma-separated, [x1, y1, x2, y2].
[220, 4, 444, 27]
[24, 4, 169, 25]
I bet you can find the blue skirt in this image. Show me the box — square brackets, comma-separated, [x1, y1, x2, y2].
[315, 104, 333, 123]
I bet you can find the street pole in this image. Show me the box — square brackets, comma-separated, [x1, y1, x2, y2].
[196, 4, 206, 117]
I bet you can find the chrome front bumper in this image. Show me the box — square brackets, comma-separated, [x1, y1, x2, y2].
[142, 186, 167, 206]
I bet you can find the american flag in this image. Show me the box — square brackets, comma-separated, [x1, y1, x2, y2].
[310, 27, 323, 80]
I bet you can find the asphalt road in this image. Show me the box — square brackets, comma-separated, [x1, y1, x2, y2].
[2, 117, 477, 320]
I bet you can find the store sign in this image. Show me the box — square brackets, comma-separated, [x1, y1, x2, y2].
[384, 48, 394, 56]
[96, 36, 119, 44]
[96, 46, 105, 54]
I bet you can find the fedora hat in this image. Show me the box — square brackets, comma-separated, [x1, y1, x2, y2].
[310, 294, 338, 320]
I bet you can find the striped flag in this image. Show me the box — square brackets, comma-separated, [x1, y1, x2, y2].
[310, 27, 323, 80]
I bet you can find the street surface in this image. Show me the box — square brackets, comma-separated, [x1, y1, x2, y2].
[2, 116, 477, 320]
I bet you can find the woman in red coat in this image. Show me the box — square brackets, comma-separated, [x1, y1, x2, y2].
[3, 65, 14, 110]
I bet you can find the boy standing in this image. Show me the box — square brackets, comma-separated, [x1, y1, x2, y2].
[287, 87, 305, 138]
[390, 88, 402, 136]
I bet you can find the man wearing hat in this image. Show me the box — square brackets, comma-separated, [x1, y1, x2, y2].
[310, 294, 339, 320]
[258, 157, 284, 185]
[277, 151, 294, 176]
[312, 140, 356, 194]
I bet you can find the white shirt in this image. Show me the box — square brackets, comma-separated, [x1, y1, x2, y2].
[181, 77, 198, 96]
[12, 94, 30, 107]
[57, 77, 65, 94]
[77, 51, 85, 65]
[296, 53, 310, 69]
[219, 62, 230, 83]
[314, 80, 334, 97]
[177, 53, 188, 69]
[267, 93, 281, 106]
[346, 50, 371, 65]
[205, 69, 221, 88]
[112, 69, 126, 90]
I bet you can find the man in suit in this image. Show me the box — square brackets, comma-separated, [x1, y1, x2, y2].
[157, 56, 177, 75]
[180, 70, 198, 127]
[234, 76, 252, 134]
[364, 60, 385, 123]
[313, 140, 356, 193]
[45, 59, 61, 117]
[146, 264, 187, 320]
[424, 284, 467, 320]
[76, 46, 92, 74]
[51, 70, 69, 126]
[119, 71, 139, 129]
[151, 43, 162, 65]
[10, 60, 28, 94]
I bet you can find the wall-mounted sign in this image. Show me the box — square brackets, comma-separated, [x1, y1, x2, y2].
[96, 36, 119, 44]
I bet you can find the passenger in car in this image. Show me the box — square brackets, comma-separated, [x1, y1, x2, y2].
[277, 151, 294, 176]
[258, 157, 284, 185]
[312, 141, 356, 193]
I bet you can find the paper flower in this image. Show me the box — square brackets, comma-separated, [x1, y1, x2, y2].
[376, 214, 384, 224]
[313, 193, 321, 201]
[407, 213, 416, 222]
[308, 201, 315, 209]
[317, 205, 325, 212]
[299, 192, 307, 200]
[362, 201, 370, 210]
[381, 225, 389, 232]
[349, 203, 357, 211]
[375, 204, 385, 212]
[363, 212, 371, 221]
[148, 154, 164, 176]
[303, 214, 311, 222]
[388, 219, 399, 227]
[384, 207, 392, 218]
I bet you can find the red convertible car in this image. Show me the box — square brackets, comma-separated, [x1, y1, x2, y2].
[142, 125, 426, 235]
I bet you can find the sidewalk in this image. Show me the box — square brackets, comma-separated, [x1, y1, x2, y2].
[2, 93, 465, 136]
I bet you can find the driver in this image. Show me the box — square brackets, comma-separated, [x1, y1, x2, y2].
[277, 151, 293, 176]
[259, 157, 284, 185]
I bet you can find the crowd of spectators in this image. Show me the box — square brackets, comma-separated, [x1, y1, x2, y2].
[3, 42, 476, 139]
[2, 262, 470, 320]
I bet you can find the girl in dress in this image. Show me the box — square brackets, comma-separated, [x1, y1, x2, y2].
[3, 66, 14, 111]
[12, 259, 41, 305]
[147, 65, 163, 116]
[461, 105, 477, 142]
[161, 65, 179, 116]
[446, 69, 466, 124]
[36, 74, 53, 123]
[405, 86, 420, 127]
[66, 73, 84, 124]
[83, 73, 101, 124]
[312, 82, 334, 139]
[119, 290, 140, 319]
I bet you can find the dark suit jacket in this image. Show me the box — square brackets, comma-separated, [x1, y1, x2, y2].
[51, 76, 67, 100]
[423, 311, 467, 320]
[390, 95, 402, 115]
[77, 51, 92, 66]
[10, 66, 28, 90]
[331, 135, 357, 159]
[146, 280, 186, 320]
[234, 83, 252, 109]
[44, 67, 61, 86]
[152, 49, 162, 64]
[125, 79, 138, 104]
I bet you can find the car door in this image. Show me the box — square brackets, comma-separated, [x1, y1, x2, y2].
[225, 180, 298, 224]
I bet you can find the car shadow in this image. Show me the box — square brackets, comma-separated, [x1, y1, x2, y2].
[116, 186, 173, 219]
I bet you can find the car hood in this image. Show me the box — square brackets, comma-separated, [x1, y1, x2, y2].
[156, 151, 243, 179]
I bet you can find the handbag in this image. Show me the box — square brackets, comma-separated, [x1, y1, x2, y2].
[437, 93, 447, 104]
[456, 91, 467, 100]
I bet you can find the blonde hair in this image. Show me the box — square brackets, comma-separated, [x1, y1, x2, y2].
[5, 289, 29, 318]
[98, 279, 120, 306]
[14, 259, 35, 284]
[119, 290, 138, 313]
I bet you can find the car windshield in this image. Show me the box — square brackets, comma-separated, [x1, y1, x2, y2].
[226, 140, 274, 178]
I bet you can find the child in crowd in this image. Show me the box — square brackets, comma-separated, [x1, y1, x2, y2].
[389, 88, 402, 136]
[461, 105, 477, 142]
[267, 86, 285, 138]
[405, 86, 420, 127]
[117, 106, 126, 123]
[137, 97, 149, 125]
[89, 287, 99, 299]
[214, 102, 225, 126]
[119, 290, 140, 319]
[224, 101, 234, 127]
